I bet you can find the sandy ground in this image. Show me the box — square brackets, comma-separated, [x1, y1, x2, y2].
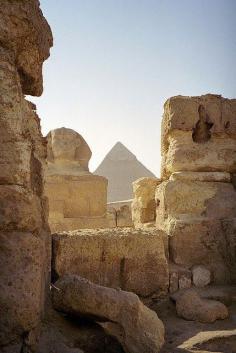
[152, 299, 236, 353]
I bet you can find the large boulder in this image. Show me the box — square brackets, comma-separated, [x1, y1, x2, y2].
[161, 94, 236, 179]
[176, 289, 229, 323]
[52, 228, 169, 297]
[52, 275, 165, 353]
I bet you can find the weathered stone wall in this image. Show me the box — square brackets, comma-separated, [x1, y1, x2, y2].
[52, 228, 169, 297]
[156, 94, 236, 285]
[0, 1, 52, 350]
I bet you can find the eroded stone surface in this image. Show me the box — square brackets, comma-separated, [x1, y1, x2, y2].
[0, 1, 52, 96]
[170, 171, 231, 182]
[192, 265, 211, 288]
[132, 177, 161, 227]
[45, 128, 110, 231]
[176, 289, 229, 323]
[116, 205, 133, 227]
[161, 94, 236, 178]
[46, 128, 92, 173]
[52, 228, 169, 297]
[156, 179, 236, 283]
[52, 275, 165, 353]
[0, 0, 52, 349]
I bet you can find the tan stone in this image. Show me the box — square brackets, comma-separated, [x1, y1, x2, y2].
[156, 180, 236, 229]
[132, 177, 161, 227]
[107, 200, 133, 227]
[176, 289, 229, 323]
[52, 275, 165, 353]
[45, 174, 108, 231]
[192, 265, 211, 288]
[169, 263, 192, 293]
[170, 171, 231, 182]
[0, 1, 52, 96]
[52, 228, 169, 297]
[46, 127, 92, 173]
[45, 128, 110, 231]
[156, 179, 236, 283]
[0, 1, 52, 349]
[117, 204, 133, 227]
[161, 94, 236, 178]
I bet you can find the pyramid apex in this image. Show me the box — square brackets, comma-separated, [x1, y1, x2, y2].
[95, 142, 156, 201]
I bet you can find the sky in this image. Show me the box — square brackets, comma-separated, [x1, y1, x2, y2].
[31, 0, 236, 176]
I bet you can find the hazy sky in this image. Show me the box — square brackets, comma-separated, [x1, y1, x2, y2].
[31, 0, 236, 176]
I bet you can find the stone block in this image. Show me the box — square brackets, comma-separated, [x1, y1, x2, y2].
[132, 177, 161, 227]
[52, 228, 169, 297]
[161, 94, 236, 178]
[192, 265, 211, 288]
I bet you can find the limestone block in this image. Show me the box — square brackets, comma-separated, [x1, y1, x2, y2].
[49, 215, 116, 233]
[169, 220, 231, 284]
[192, 265, 211, 288]
[52, 228, 169, 297]
[132, 177, 161, 227]
[156, 179, 236, 284]
[170, 171, 231, 182]
[117, 205, 133, 227]
[46, 174, 107, 218]
[52, 275, 165, 353]
[161, 94, 236, 178]
[0, 231, 48, 345]
[0, 186, 44, 232]
[156, 180, 236, 231]
[176, 289, 229, 323]
[169, 264, 192, 293]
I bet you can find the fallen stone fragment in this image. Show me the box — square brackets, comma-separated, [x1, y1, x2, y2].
[192, 265, 211, 287]
[52, 275, 165, 353]
[176, 289, 229, 323]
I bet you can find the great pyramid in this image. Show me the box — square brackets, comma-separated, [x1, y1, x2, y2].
[94, 142, 156, 202]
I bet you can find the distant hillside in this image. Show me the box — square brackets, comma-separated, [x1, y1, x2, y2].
[94, 142, 156, 202]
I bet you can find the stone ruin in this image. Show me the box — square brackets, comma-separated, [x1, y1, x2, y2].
[0, 0, 53, 351]
[45, 127, 112, 231]
[156, 94, 236, 286]
[0, 2, 236, 353]
[132, 94, 236, 288]
[45, 127, 134, 231]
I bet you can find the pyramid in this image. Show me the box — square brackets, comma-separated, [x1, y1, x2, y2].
[94, 142, 156, 202]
